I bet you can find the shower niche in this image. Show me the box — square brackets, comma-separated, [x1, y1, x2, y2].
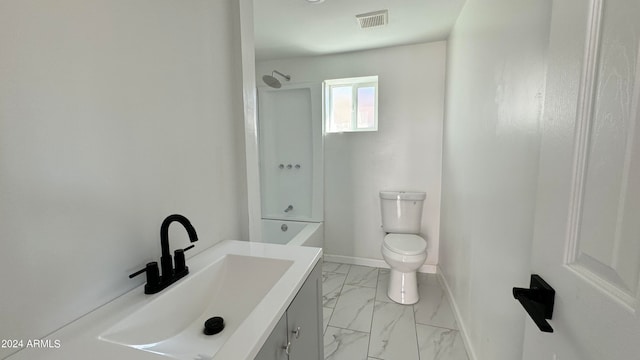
[258, 82, 323, 222]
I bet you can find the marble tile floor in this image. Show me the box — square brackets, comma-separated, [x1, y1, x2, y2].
[322, 261, 469, 360]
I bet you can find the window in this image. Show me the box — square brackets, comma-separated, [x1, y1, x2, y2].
[324, 76, 378, 133]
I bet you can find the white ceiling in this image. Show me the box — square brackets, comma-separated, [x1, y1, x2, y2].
[253, 0, 466, 61]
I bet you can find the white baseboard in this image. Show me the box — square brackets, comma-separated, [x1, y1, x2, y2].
[323, 254, 437, 274]
[437, 267, 478, 360]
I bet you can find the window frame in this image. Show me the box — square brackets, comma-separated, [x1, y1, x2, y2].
[323, 76, 379, 133]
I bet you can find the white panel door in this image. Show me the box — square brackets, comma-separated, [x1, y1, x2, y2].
[522, 0, 640, 359]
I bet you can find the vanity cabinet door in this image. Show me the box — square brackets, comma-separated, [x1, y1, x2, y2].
[254, 314, 288, 360]
[286, 261, 323, 360]
[254, 260, 323, 360]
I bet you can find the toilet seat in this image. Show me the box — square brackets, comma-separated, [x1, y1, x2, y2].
[383, 234, 426, 255]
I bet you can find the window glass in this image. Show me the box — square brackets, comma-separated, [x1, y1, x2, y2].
[357, 86, 375, 129]
[330, 86, 353, 132]
[324, 76, 378, 133]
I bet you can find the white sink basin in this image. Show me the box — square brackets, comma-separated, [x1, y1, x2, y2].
[6, 240, 321, 360]
[99, 254, 293, 359]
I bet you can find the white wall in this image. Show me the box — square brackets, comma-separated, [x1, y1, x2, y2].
[257, 42, 445, 268]
[0, 1, 247, 358]
[439, 0, 551, 359]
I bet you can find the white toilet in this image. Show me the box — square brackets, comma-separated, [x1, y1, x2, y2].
[380, 191, 427, 305]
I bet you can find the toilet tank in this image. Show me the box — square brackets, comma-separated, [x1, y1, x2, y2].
[380, 191, 426, 233]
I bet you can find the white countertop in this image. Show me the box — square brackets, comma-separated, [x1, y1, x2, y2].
[7, 240, 322, 360]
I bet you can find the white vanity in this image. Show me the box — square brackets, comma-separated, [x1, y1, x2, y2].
[8, 240, 323, 360]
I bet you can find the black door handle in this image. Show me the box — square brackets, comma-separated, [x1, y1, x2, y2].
[513, 274, 555, 333]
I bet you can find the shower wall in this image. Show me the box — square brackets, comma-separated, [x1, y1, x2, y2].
[258, 83, 323, 221]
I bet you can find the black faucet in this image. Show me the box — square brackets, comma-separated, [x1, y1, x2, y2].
[129, 214, 199, 294]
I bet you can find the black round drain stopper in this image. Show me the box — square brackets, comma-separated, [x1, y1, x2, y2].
[203, 316, 225, 335]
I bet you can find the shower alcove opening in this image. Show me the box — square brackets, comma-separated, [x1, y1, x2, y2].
[257, 82, 324, 247]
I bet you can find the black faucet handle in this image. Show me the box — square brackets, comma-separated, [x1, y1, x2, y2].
[183, 244, 195, 252]
[174, 245, 195, 275]
[129, 261, 157, 279]
[129, 262, 161, 294]
[129, 267, 146, 279]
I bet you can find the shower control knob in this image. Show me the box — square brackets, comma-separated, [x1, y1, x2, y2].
[295, 164, 301, 169]
[279, 164, 284, 169]
[283, 341, 291, 355]
[292, 326, 301, 339]
[287, 164, 292, 169]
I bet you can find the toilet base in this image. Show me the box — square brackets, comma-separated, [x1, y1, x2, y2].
[387, 269, 419, 304]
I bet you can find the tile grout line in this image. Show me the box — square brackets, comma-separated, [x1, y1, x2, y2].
[413, 300, 421, 360]
[325, 264, 350, 333]
[322, 270, 346, 329]
[365, 268, 381, 359]
[324, 325, 370, 335]
[414, 322, 461, 332]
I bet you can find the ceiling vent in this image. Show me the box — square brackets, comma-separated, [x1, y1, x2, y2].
[356, 10, 388, 29]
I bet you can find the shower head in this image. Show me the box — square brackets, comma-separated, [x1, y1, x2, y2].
[262, 70, 291, 89]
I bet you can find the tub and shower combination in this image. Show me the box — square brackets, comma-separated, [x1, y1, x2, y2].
[257, 76, 324, 249]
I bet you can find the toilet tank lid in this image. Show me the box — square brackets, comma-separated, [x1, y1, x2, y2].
[379, 191, 426, 200]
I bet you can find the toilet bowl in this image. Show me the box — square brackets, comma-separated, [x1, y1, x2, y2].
[379, 191, 427, 305]
[381, 233, 427, 304]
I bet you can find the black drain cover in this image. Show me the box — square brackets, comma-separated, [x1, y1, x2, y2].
[203, 316, 224, 335]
